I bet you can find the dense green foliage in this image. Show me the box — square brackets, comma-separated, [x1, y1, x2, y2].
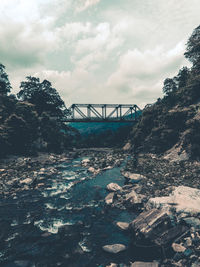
[0, 70, 79, 157]
[71, 121, 134, 147]
[130, 25, 200, 159]
[18, 77, 68, 117]
[0, 64, 11, 95]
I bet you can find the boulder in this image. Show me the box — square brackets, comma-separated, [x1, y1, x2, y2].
[148, 186, 200, 215]
[131, 262, 159, 267]
[172, 243, 186, 253]
[102, 244, 126, 253]
[125, 189, 145, 204]
[183, 217, 200, 229]
[116, 221, 129, 231]
[106, 183, 122, 192]
[81, 159, 90, 166]
[121, 171, 146, 182]
[88, 167, 100, 175]
[105, 193, 115, 205]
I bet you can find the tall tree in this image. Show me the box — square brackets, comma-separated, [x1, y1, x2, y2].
[0, 63, 11, 95]
[17, 76, 67, 117]
[184, 25, 200, 71]
[162, 78, 177, 96]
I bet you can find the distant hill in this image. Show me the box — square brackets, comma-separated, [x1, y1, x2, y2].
[70, 120, 136, 147]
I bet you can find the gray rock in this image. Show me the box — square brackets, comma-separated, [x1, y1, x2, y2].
[102, 244, 126, 253]
[148, 186, 200, 215]
[121, 171, 146, 182]
[183, 217, 200, 229]
[125, 189, 145, 204]
[131, 262, 159, 267]
[116, 222, 129, 231]
[172, 243, 186, 253]
[105, 193, 115, 205]
[107, 183, 122, 192]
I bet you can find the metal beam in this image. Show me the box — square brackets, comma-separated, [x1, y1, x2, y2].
[65, 103, 141, 122]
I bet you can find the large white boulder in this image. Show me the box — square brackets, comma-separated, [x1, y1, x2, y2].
[148, 186, 200, 215]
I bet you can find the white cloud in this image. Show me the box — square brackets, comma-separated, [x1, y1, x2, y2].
[76, 0, 101, 13]
[106, 42, 188, 107]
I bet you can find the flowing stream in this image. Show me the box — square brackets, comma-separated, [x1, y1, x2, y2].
[0, 156, 158, 267]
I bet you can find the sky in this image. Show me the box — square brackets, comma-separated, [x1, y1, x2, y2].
[0, 0, 200, 108]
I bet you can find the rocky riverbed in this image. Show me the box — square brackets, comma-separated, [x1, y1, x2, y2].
[0, 149, 200, 266]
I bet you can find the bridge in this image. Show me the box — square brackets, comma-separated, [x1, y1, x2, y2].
[63, 104, 141, 122]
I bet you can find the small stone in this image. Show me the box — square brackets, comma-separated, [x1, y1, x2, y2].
[122, 171, 146, 182]
[88, 167, 100, 175]
[131, 261, 159, 267]
[106, 263, 118, 267]
[20, 178, 32, 184]
[107, 183, 122, 192]
[105, 193, 115, 205]
[81, 159, 90, 166]
[172, 243, 186, 253]
[125, 189, 144, 204]
[185, 237, 192, 247]
[123, 142, 131, 151]
[102, 244, 126, 254]
[116, 222, 129, 231]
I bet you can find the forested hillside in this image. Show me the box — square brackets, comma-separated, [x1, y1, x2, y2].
[0, 65, 79, 157]
[130, 25, 200, 159]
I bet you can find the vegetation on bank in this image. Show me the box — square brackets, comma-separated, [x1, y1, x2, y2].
[130, 25, 200, 159]
[0, 66, 79, 157]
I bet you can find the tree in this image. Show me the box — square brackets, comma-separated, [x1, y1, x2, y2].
[175, 67, 190, 89]
[17, 76, 67, 117]
[0, 63, 11, 95]
[184, 25, 200, 70]
[162, 78, 177, 96]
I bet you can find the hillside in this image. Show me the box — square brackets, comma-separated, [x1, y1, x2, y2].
[70, 120, 135, 147]
[130, 25, 200, 160]
[0, 69, 79, 157]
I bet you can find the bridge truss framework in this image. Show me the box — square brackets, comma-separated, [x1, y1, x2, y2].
[63, 104, 141, 122]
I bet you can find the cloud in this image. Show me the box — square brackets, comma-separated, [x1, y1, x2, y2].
[76, 0, 101, 12]
[106, 42, 188, 107]
[0, 0, 60, 69]
[2, 0, 200, 108]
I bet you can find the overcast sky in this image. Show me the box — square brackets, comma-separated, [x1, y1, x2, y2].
[0, 0, 200, 107]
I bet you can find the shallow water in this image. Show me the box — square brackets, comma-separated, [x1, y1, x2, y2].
[0, 157, 160, 267]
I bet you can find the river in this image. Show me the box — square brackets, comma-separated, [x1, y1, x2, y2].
[0, 155, 158, 267]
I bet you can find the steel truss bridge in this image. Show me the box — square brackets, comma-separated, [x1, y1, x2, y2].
[63, 104, 141, 122]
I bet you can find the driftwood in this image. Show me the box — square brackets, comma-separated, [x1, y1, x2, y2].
[130, 208, 188, 246]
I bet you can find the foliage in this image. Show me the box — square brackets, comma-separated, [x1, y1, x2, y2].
[0, 66, 78, 157]
[0, 64, 11, 95]
[18, 76, 67, 117]
[184, 25, 200, 70]
[130, 24, 200, 158]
